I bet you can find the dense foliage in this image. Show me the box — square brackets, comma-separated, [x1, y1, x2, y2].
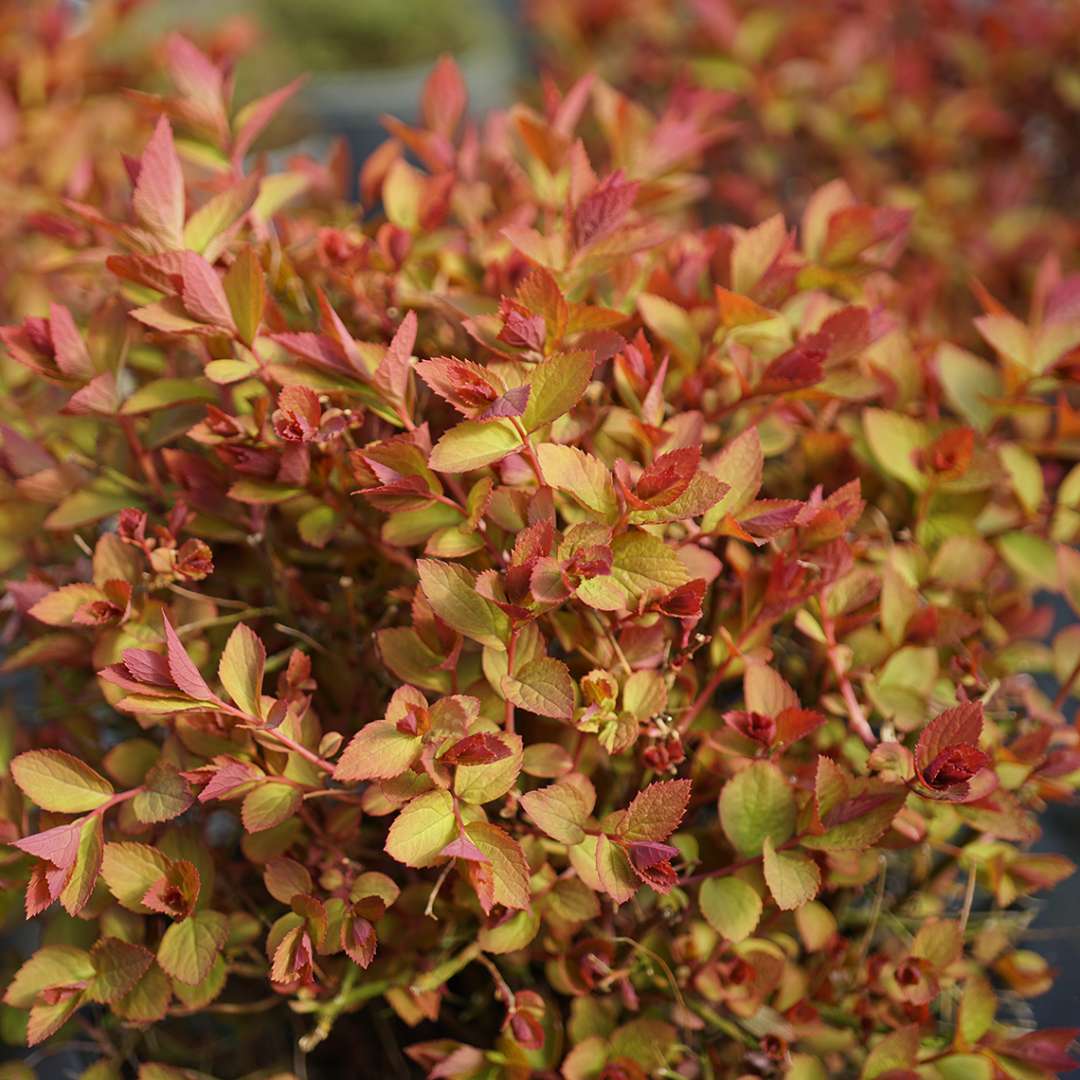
[1, 3, 1079, 1078]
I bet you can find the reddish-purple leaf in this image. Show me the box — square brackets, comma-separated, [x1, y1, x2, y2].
[133, 116, 185, 249]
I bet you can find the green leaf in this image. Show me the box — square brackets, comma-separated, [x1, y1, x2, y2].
[502, 657, 574, 718]
[241, 780, 301, 833]
[417, 559, 510, 649]
[60, 815, 104, 916]
[428, 419, 520, 472]
[997, 532, 1059, 590]
[862, 1024, 918, 1079]
[218, 623, 265, 717]
[11, 749, 114, 812]
[4, 945, 95, 1009]
[464, 820, 531, 910]
[936, 343, 1001, 432]
[132, 762, 194, 824]
[521, 350, 593, 431]
[718, 761, 795, 856]
[610, 531, 690, 600]
[385, 789, 457, 867]
[184, 178, 258, 259]
[1059, 544, 1080, 616]
[28, 993, 82, 1047]
[157, 910, 228, 985]
[520, 774, 595, 845]
[45, 484, 138, 531]
[453, 732, 523, 804]
[1000, 444, 1044, 515]
[958, 973, 996, 1047]
[205, 357, 259, 385]
[113, 962, 170, 1024]
[761, 836, 820, 910]
[536, 443, 618, 521]
[477, 909, 541, 954]
[334, 720, 422, 781]
[699, 877, 762, 942]
[27, 583, 105, 627]
[101, 842, 171, 913]
[863, 408, 930, 492]
[121, 378, 216, 415]
[594, 834, 638, 903]
[701, 426, 763, 530]
[638, 293, 700, 366]
[617, 778, 691, 842]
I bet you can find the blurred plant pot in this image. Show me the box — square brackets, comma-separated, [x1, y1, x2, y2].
[112, 0, 522, 163]
[297, 36, 521, 165]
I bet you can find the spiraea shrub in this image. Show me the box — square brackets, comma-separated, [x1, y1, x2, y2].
[1, 8, 1080, 1080]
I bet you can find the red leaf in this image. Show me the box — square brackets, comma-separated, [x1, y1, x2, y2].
[273, 386, 321, 443]
[759, 342, 825, 392]
[48, 304, 92, 380]
[161, 613, 219, 703]
[13, 820, 83, 869]
[421, 55, 467, 140]
[440, 733, 512, 766]
[573, 170, 639, 251]
[915, 703, 984, 774]
[633, 446, 700, 506]
[181, 252, 236, 332]
[375, 310, 417, 402]
[133, 116, 185, 249]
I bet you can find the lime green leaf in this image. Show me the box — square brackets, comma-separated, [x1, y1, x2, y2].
[218, 623, 265, 717]
[385, 789, 457, 867]
[1059, 544, 1080, 616]
[27, 583, 104, 627]
[464, 820, 530, 910]
[45, 484, 138, 531]
[521, 350, 593, 431]
[762, 836, 820, 910]
[863, 408, 930, 492]
[536, 443, 618, 521]
[936, 343, 1001, 432]
[157, 910, 228, 985]
[60, 815, 104, 916]
[4, 945, 95, 1009]
[205, 358, 258, 384]
[611, 531, 690, 600]
[718, 761, 795, 856]
[334, 720, 422, 781]
[113, 963, 171, 1024]
[428, 419, 520, 472]
[241, 780, 301, 834]
[520, 775, 595, 845]
[862, 1024, 918, 1079]
[453, 732, 523, 804]
[997, 532, 1059, 590]
[958, 973, 996, 1047]
[101, 842, 171, 913]
[1000, 444, 1044, 515]
[638, 293, 700, 366]
[594, 834, 638, 903]
[699, 877, 762, 943]
[417, 559, 510, 649]
[121, 378, 215, 415]
[11, 749, 114, 812]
